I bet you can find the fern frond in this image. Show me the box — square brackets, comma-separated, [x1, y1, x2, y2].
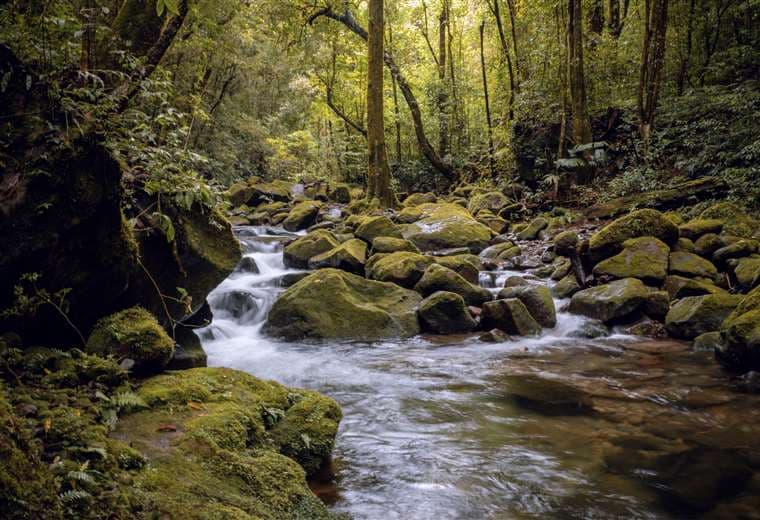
[59, 489, 91, 503]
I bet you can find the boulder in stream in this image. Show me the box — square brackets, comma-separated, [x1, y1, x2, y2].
[264, 269, 421, 340]
[592, 237, 670, 284]
[569, 278, 650, 323]
[414, 264, 492, 307]
[418, 291, 478, 334]
[282, 230, 338, 269]
[480, 299, 542, 336]
[665, 293, 742, 339]
[588, 209, 679, 263]
[402, 203, 493, 253]
[497, 285, 557, 328]
[282, 201, 321, 232]
[365, 251, 435, 288]
[355, 215, 403, 243]
[308, 238, 367, 275]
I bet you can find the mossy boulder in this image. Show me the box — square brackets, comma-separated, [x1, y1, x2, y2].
[516, 217, 549, 241]
[370, 236, 421, 255]
[553, 274, 581, 299]
[86, 307, 174, 375]
[694, 233, 724, 258]
[713, 239, 759, 266]
[395, 206, 424, 224]
[113, 367, 340, 519]
[569, 278, 651, 323]
[588, 209, 679, 263]
[734, 255, 760, 290]
[665, 294, 741, 339]
[227, 182, 255, 206]
[248, 180, 293, 205]
[481, 241, 522, 262]
[283, 230, 339, 269]
[592, 237, 669, 284]
[365, 251, 435, 288]
[679, 219, 724, 240]
[434, 254, 481, 284]
[308, 238, 367, 275]
[717, 309, 760, 373]
[467, 191, 509, 215]
[662, 275, 726, 300]
[481, 299, 542, 336]
[414, 264, 492, 306]
[723, 285, 760, 327]
[665, 294, 743, 339]
[669, 251, 720, 283]
[700, 202, 758, 238]
[402, 203, 493, 253]
[263, 269, 421, 340]
[497, 285, 556, 328]
[418, 291, 478, 334]
[355, 215, 403, 243]
[403, 192, 437, 207]
[328, 183, 351, 203]
[554, 231, 579, 257]
[282, 201, 321, 232]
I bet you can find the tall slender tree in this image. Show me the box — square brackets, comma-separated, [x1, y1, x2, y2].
[366, 0, 395, 206]
[567, 0, 592, 145]
[638, 0, 669, 140]
[479, 20, 495, 175]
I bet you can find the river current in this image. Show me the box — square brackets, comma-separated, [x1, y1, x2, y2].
[198, 225, 760, 519]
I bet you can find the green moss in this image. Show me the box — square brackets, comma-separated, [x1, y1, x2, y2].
[433, 254, 482, 284]
[414, 264, 492, 306]
[678, 219, 724, 240]
[467, 191, 509, 215]
[402, 203, 493, 253]
[592, 237, 670, 283]
[283, 201, 322, 232]
[355, 215, 403, 243]
[665, 294, 743, 339]
[263, 269, 422, 340]
[371, 236, 421, 255]
[668, 251, 720, 282]
[308, 238, 367, 274]
[700, 202, 758, 238]
[588, 209, 679, 262]
[365, 251, 435, 288]
[86, 307, 174, 375]
[283, 230, 339, 269]
[516, 217, 549, 240]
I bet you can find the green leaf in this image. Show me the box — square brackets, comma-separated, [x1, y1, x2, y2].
[156, 0, 165, 17]
[164, 0, 181, 15]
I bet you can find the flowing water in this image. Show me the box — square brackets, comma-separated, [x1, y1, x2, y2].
[198, 226, 760, 520]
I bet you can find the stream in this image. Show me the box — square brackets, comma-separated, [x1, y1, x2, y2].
[198, 225, 760, 519]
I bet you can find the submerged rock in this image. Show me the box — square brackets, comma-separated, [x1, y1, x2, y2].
[418, 291, 478, 334]
[502, 374, 593, 412]
[569, 278, 650, 323]
[264, 269, 421, 340]
[86, 307, 174, 375]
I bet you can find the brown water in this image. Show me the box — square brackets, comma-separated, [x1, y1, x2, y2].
[199, 226, 760, 519]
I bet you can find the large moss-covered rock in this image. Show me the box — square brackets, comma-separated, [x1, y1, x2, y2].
[588, 209, 679, 263]
[283, 230, 339, 269]
[481, 242, 522, 261]
[553, 274, 581, 299]
[356, 215, 403, 243]
[402, 203, 493, 253]
[370, 236, 420, 255]
[403, 192, 437, 207]
[282, 201, 321, 232]
[365, 251, 435, 288]
[592, 237, 669, 283]
[554, 230, 579, 257]
[467, 191, 509, 215]
[308, 238, 367, 275]
[717, 309, 760, 373]
[248, 180, 293, 205]
[516, 217, 549, 241]
[395, 206, 424, 224]
[662, 275, 726, 300]
[328, 183, 351, 203]
[694, 233, 724, 259]
[723, 285, 760, 327]
[434, 254, 481, 284]
[713, 239, 759, 266]
[669, 251, 720, 282]
[418, 291, 478, 334]
[734, 256, 760, 290]
[481, 299, 542, 336]
[700, 202, 758, 238]
[113, 367, 340, 519]
[665, 294, 743, 339]
[264, 269, 421, 340]
[414, 264, 492, 306]
[86, 307, 174, 375]
[679, 219, 724, 240]
[497, 285, 556, 328]
[569, 278, 650, 323]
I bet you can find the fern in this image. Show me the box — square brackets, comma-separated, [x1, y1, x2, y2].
[59, 489, 91, 503]
[111, 391, 148, 412]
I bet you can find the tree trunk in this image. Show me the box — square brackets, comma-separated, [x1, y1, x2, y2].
[505, 0, 521, 82]
[479, 21, 495, 176]
[366, 0, 395, 207]
[608, 0, 620, 36]
[638, 0, 669, 140]
[589, 0, 604, 34]
[677, 0, 696, 95]
[486, 0, 515, 120]
[388, 23, 403, 164]
[438, 2, 450, 157]
[567, 0, 592, 145]
[308, 7, 456, 182]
